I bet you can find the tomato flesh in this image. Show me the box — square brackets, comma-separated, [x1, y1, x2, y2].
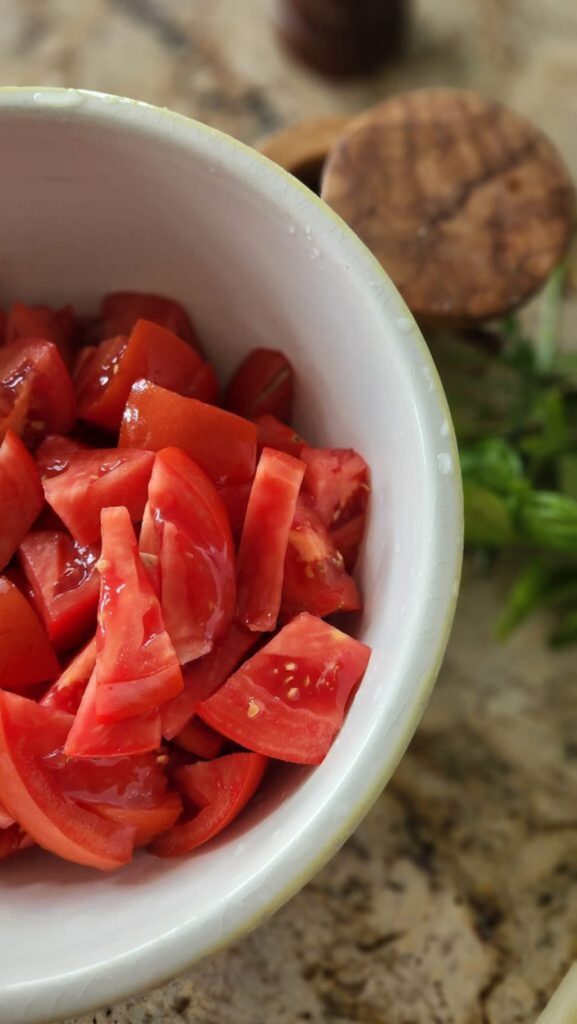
[75, 319, 217, 430]
[64, 670, 162, 758]
[89, 792, 182, 846]
[19, 532, 99, 651]
[6, 302, 77, 368]
[41, 637, 96, 714]
[237, 448, 305, 632]
[0, 693, 135, 870]
[151, 752, 267, 856]
[301, 447, 370, 567]
[226, 349, 294, 421]
[99, 292, 202, 351]
[0, 429, 44, 571]
[198, 613, 371, 764]
[43, 446, 154, 545]
[140, 447, 236, 663]
[0, 340, 75, 447]
[174, 719, 224, 760]
[120, 381, 257, 486]
[0, 576, 60, 691]
[254, 414, 308, 458]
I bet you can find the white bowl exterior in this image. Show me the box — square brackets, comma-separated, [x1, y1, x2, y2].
[0, 89, 462, 1024]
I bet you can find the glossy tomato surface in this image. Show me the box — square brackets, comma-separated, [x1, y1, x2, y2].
[0, 576, 60, 691]
[19, 532, 99, 651]
[0, 429, 44, 571]
[0, 340, 75, 447]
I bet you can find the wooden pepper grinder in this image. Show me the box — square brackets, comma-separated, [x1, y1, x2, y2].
[274, 0, 408, 78]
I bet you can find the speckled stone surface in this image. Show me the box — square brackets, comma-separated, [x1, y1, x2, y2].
[1, 2, 576, 1022]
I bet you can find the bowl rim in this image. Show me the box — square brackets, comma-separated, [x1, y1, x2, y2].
[0, 86, 463, 1024]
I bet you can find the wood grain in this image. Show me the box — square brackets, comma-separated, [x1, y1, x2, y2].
[257, 115, 351, 192]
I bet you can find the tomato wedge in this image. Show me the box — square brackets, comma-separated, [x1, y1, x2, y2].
[216, 480, 252, 540]
[0, 340, 75, 447]
[65, 669, 162, 758]
[99, 292, 202, 351]
[43, 446, 154, 545]
[93, 507, 182, 722]
[198, 613, 371, 764]
[0, 576, 60, 691]
[300, 447, 370, 568]
[19, 532, 99, 651]
[6, 302, 77, 367]
[281, 496, 361, 619]
[75, 319, 218, 430]
[0, 429, 44, 571]
[36, 433, 84, 478]
[0, 693, 135, 870]
[0, 824, 33, 860]
[140, 448, 236, 664]
[41, 637, 96, 714]
[89, 792, 182, 846]
[174, 719, 224, 760]
[226, 349, 294, 421]
[150, 752, 267, 856]
[254, 414, 308, 458]
[237, 448, 305, 632]
[120, 381, 257, 487]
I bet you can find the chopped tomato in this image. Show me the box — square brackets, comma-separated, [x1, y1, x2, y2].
[0, 823, 33, 860]
[331, 515, 367, 572]
[0, 429, 44, 570]
[6, 302, 77, 367]
[0, 693, 135, 870]
[281, 496, 361, 619]
[89, 792, 182, 846]
[160, 624, 258, 739]
[216, 480, 252, 539]
[75, 319, 218, 430]
[41, 638, 96, 714]
[226, 349, 294, 422]
[120, 382, 257, 487]
[301, 447, 370, 543]
[0, 798, 14, 829]
[140, 448, 236, 663]
[254, 414, 308, 457]
[198, 613, 371, 764]
[48, 749, 168, 808]
[36, 433, 84, 478]
[174, 719, 224, 760]
[99, 292, 202, 351]
[93, 507, 182, 722]
[42, 446, 154, 545]
[237, 448, 305, 632]
[19, 532, 99, 651]
[0, 576, 60, 691]
[65, 670, 162, 758]
[151, 752, 267, 856]
[0, 340, 75, 447]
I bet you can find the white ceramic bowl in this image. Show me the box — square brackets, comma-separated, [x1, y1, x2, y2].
[0, 88, 462, 1024]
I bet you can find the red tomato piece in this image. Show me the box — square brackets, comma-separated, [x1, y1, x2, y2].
[48, 749, 168, 808]
[0, 576, 60, 691]
[120, 381, 257, 487]
[0, 823, 33, 860]
[0, 798, 14, 829]
[225, 349, 294, 422]
[216, 480, 252, 540]
[140, 448, 236, 664]
[89, 792, 182, 846]
[93, 507, 183, 722]
[174, 718, 225, 760]
[43, 446, 154, 545]
[237, 448, 305, 632]
[75, 319, 218, 430]
[64, 670, 161, 758]
[19, 532, 99, 651]
[150, 752, 267, 856]
[281, 496, 361, 619]
[160, 624, 258, 739]
[0, 429, 44, 570]
[0, 693, 135, 870]
[198, 613, 371, 764]
[36, 433, 84, 478]
[0, 340, 75, 447]
[41, 637, 96, 714]
[99, 292, 202, 351]
[254, 414, 308, 458]
[6, 302, 77, 367]
[301, 447, 370, 532]
[330, 515, 367, 572]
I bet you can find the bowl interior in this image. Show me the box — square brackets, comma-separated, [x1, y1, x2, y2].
[0, 90, 461, 1024]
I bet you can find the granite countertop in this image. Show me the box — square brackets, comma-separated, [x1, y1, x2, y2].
[2, 2, 576, 1022]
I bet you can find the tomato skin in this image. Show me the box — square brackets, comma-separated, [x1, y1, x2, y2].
[99, 292, 202, 351]
[141, 448, 237, 664]
[226, 349, 294, 422]
[75, 320, 217, 430]
[150, 752, 267, 856]
[41, 637, 96, 714]
[19, 532, 100, 651]
[0, 693, 135, 870]
[0, 429, 44, 571]
[174, 718, 224, 760]
[237, 448, 305, 632]
[198, 613, 371, 764]
[64, 670, 162, 758]
[160, 624, 258, 739]
[88, 792, 182, 846]
[6, 302, 77, 368]
[0, 576, 60, 691]
[93, 507, 182, 723]
[254, 414, 308, 458]
[281, 496, 361, 619]
[0, 340, 75, 447]
[120, 381, 257, 487]
[43, 446, 154, 546]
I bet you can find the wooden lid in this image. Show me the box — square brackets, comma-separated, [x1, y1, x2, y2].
[321, 88, 576, 324]
[257, 116, 352, 193]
